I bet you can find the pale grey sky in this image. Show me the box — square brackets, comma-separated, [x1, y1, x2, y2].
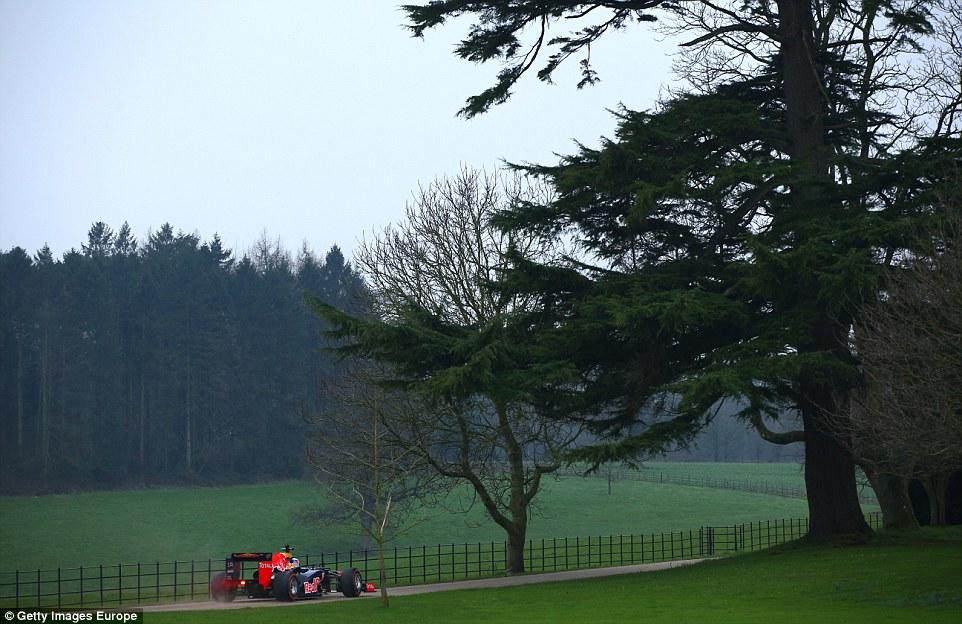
[1, 1, 674, 260]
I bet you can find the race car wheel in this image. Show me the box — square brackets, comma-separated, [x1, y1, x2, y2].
[274, 570, 299, 601]
[339, 567, 362, 598]
[209, 572, 235, 602]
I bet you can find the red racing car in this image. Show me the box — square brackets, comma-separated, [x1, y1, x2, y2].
[209, 546, 374, 602]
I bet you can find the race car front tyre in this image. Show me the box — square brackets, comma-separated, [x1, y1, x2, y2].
[210, 572, 235, 602]
[340, 567, 362, 597]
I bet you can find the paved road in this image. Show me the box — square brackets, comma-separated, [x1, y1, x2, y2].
[145, 559, 703, 612]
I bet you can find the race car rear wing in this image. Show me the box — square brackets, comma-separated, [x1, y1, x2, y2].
[228, 552, 273, 561]
[225, 552, 274, 579]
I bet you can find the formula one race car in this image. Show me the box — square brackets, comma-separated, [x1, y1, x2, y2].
[209, 546, 374, 602]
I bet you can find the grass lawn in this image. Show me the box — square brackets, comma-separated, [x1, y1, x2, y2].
[148, 528, 962, 624]
[0, 470, 819, 570]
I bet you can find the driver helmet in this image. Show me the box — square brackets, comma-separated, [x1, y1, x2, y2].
[290, 558, 300, 568]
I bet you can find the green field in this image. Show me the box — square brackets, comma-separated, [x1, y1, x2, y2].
[639, 461, 808, 488]
[148, 529, 962, 624]
[638, 462, 877, 499]
[0, 463, 825, 571]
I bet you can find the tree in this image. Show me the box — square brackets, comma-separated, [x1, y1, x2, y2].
[839, 195, 962, 526]
[306, 360, 442, 606]
[312, 168, 582, 572]
[0, 222, 367, 493]
[0, 247, 34, 463]
[401, 0, 962, 537]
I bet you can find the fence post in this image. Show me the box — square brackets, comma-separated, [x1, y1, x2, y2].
[16, 569, 20, 608]
[136, 563, 140, 604]
[118, 563, 123, 606]
[99, 564, 103, 606]
[80, 566, 84, 608]
[173, 561, 177, 601]
[155, 562, 159, 602]
[57, 568, 61, 609]
[190, 560, 194, 600]
[36, 569, 40, 608]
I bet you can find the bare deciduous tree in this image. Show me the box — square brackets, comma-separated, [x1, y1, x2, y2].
[306, 360, 444, 606]
[355, 166, 555, 325]
[350, 166, 581, 573]
[842, 194, 962, 526]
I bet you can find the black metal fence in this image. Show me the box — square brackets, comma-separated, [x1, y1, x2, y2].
[0, 512, 882, 609]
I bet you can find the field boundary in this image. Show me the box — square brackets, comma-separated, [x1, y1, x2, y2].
[568, 466, 878, 505]
[0, 512, 882, 610]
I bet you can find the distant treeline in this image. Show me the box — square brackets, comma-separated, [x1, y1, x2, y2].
[0, 222, 364, 493]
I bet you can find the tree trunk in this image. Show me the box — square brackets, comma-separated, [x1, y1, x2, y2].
[140, 318, 147, 476]
[498, 401, 528, 574]
[139, 376, 146, 473]
[776, 0, 870, 537]
[58, 342, 66, 474]
[777, 0, 830, 182]
[377, 539, 389, 607]
[922, 474, 949, 526]
[801, 405, 871, 536]
[40, 330, 50, 476]
[506, 528, 526, 574]
[866, 469, 918, 530]
[185, 313, 192, 475]
[16, 331, 24, 455]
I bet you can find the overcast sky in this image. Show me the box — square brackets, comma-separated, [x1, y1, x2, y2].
[1, 1, 674, 261]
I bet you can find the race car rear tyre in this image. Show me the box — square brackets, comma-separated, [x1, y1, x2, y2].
[274, 570, 298, 601]
[210, 572, 235, 602]
[340, 567, 362, 598]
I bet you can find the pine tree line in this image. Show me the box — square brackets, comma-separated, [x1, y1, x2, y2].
[0, 221, 365, 493]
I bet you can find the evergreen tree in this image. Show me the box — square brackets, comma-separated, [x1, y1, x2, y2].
[0, 222, 365, 492]
[401, 0, 962, 536]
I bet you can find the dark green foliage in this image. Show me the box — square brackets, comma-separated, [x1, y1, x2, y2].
[403, 1, 661, 117]
[0, 224, 365, 493]
[493, 82, 961, 464]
